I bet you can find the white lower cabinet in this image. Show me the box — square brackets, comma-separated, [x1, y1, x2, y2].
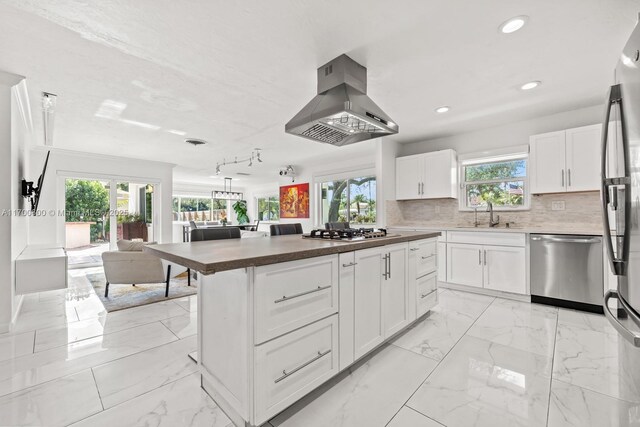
[254, 315, 339, 422]
[353, 247, 385, 359]
[417, 272, 438, 317]
[352, 243, 410, 359]
[199, 238, 439, 427]
[409, 238, 439, 319]
[483, 245, 526, 294]
[437, 241, 446, 282]
[446, 234, 526, 295]
[447, 243, 484, 288]
[383, 243, 410, 338]
[254, 255, 339, 344]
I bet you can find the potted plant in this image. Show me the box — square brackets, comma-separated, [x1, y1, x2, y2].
[233, 200, 249, 225]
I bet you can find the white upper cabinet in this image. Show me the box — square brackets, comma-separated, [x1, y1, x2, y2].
[530, 130, 567, 194]
[395, 155, 422, 200]
[565, 125, 602, 192]
[395, 149, 458, 200]
[530, 124, 602, 194]
[424, 150, 458, 199]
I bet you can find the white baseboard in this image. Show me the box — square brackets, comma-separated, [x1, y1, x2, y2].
[439, 281, 531, 303]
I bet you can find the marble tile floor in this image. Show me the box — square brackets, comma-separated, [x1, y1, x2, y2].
[1, 271, 640, 427]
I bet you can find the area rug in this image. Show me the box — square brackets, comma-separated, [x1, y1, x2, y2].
[87, 271, 197, 312]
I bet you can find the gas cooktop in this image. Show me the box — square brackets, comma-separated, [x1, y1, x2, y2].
[302, 228, 398, 242]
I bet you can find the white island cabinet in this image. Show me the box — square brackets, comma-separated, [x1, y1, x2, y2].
[149, 233, 438, 427]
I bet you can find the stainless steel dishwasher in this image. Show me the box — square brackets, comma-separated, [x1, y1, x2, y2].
[530, 234, 604, 313]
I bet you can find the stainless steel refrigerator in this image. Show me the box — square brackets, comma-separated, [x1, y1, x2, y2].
[602, 15, 640, 347]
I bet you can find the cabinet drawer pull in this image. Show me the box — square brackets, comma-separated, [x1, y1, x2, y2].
[342, 262, 358, 267]
[274, 349, 332, 384]
[410, 248, 420, 252]
[420, 292, 432, 299]
[420, 255, 435, 260]
[274, 285, 332, 304]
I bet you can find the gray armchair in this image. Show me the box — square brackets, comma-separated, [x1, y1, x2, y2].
[102, 240, 173, 298]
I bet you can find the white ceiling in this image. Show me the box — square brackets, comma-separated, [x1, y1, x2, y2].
[0, 0, 638, 186]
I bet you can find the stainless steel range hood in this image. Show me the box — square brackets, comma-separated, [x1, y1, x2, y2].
[285, 54, 398, 146]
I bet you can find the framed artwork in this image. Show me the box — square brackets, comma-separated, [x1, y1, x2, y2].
[279, 183, 310, 218]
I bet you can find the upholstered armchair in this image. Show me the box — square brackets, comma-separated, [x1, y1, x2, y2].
[101, 240, 174, 298]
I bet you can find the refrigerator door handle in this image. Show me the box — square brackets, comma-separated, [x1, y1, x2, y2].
[604, 290, 640, 347]
[601, 84, 631, 276]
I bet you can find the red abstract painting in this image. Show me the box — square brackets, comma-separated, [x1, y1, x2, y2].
[279, 183, 310, 218]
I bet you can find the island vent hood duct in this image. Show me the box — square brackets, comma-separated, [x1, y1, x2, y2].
[285, 54, 398, 146]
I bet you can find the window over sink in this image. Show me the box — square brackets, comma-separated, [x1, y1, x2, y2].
[460, 152, 529, 211]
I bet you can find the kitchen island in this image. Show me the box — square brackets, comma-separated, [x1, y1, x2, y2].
[145, 231, 440, 427]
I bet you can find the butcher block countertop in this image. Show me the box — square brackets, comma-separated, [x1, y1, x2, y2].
[144, 231, 440, 275]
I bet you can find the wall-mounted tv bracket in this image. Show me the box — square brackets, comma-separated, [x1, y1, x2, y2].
[21, 179, 37, 211]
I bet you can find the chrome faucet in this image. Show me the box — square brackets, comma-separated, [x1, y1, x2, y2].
[486, 202, 500, 227]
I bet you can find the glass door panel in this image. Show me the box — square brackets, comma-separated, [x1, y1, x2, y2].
[116, 182, 155, 243]
[64, 178, 110, 268]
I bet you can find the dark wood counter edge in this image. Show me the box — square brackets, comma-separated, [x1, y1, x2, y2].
[144, 232, 441, 275]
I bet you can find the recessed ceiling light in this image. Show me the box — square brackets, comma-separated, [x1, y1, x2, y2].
[499, 15, 528, 34]
[435, 106, 450, 113]
[520, 81, 541, 91]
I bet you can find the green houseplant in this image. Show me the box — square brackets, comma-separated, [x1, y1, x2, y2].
[232, 200, 249, 225]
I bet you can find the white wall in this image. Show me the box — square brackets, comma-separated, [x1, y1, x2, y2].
[29, 150, 175, 246]
[398, 105, 603, 157]
[0, 71, 29, 333]
[375, 137, 399, 227]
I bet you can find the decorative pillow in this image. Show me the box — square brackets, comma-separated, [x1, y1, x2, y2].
[116, 239, 153, 252]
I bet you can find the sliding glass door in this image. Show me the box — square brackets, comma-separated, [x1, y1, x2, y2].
[64, 178, 111, 268]
[114, 182, 156, 243]
[64, 176, 159, 268]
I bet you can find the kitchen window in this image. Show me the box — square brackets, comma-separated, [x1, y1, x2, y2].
[172, 195, 228, 221]
[319, 175, 377, 225]
[460, 154, 528, 210]
[256, 196, 280, 221]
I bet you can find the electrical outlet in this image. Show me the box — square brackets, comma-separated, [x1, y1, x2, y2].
[435, 205, 441, 214]
[551, 201, 566, 211]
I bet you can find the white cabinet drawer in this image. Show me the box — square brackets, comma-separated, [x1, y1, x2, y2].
[418, 291, 437, 318]
[417, 254, 437, 277]
[417, 273, 437, 317]
[254, 315, 339, 423]
[447, 231, 525, 247]
[410, 239, 437, 278]
[417, 271, 437, 297]
[254, 255, 339, 344]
